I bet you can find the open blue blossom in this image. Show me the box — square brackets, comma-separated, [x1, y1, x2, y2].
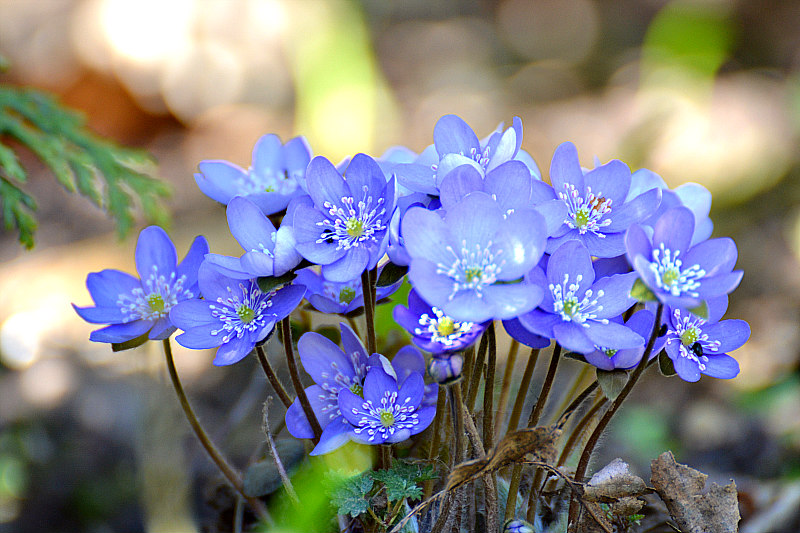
[393, 288, 485, 354]
[295, 266, 402, 315]
[292, 154, 396, 282]
[662, 301, 749, 382]
[404, 192, 547, 323]
[195, 134, 310, 214]
[339, 365, 435, 445]
[285, 324, 435, 454]
[204, 196, 302, 279]
[74, 226, 208, 343]
[628, 168, 713, 246]
[582, 310, 666, 370]
[518, 241, 643, 354]
[542, 142, 661, 258]
[169, 263, 305, 366]
[394, 115, 536, 195]
[626, 206, 743, 308]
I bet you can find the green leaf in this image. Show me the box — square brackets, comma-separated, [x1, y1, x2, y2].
[376, 262, 408, 287]
[371, 460, 436, 503]
[257, 271, 298, 293]
[111, 332, 150, 352]
[688, 300, 709, 320]
[630, 278, 657, 302]
[330, 472, 374, 517]
[658, 351, 677, 377]
[596, 369, 629, 401]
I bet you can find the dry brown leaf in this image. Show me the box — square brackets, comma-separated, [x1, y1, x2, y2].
[445, 425, 562, 491]
[651, 451, 740, 533]
[583, 458, 649, 502]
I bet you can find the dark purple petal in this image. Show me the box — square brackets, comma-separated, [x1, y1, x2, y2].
[321, 247, 370, 283]
[213, 335, 254, 365]
[362, 366, 399, 407]
[267, 284, 305, 321]
[503, 318, 551, 349]
[393, 304, 423, 334]
[583, 351, 616, 371]
[297, 331, 356, 385]
[547, 240, 595, 292]
[603, 188, 660, 233]
[434, 114, 480, 157]
[553, 322, 595, 354]
[410, 405, 436, 436]
[306, 294, 346, 314]
[703, 319, 750, 353]
[683, 237, 738, 277]
[701, 354, 739, 379]
[340, 322, 369, 363]
[310, 416, 354, 456]
[338, 389, 367, 427]
[176, 236, 210, 288]
[135, 226, 178, 282]
[306, 156, 349, 210]
[673, 355, 701, 382]
[227, 196, 278, 253]
[85, 269, 140, 307]
[397, 372, 425, 408]
[583, 160, 630, 206]
[89, 320, 153, 343]
[583, 321, 644, 350]
[549, 142, 583, 195]
[652, 207, 694, 254]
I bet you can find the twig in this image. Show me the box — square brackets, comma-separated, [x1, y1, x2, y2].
[280, 317, 322, 442]
[256, 345, 292, 408]
[262, 399, 298, 502]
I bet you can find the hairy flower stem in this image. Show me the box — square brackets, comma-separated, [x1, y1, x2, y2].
[566, 303, 664, 532]
[424, 387, 448, 499]
[281, 317, 322, 442]
[448, 382, 466, 467]
[557, 380, 599, 427]
[527, 343, 562, 427]
[466, 330, 489, 411]
[378, 445, 391, 470]
[461, 345, 475, 392]
[360, 269, 377, 355]
[255, 345, 292, 408]
[494, 339, 519, 435]
[557, 395, 607, 468]
[551, 365, 591, 423]
[506, 348, 541, 433]
[162, 339, 269, 520]
[483, 323, 497, 449]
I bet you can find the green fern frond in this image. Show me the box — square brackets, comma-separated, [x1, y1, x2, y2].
[0, 84, 171, 249]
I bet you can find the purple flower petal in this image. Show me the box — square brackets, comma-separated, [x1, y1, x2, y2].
[583, 159, 630, 206]
[227, 196, 278, 253]
[549, 142, 583, 195]
[213, 335, 255, 365]
[135, 226, 178, 282]
[89, 320, 153, 343]
[298, 331, 357, 386]
[673, 355, 701, 382]
[321, 247, 370, 282]
[701, 354, 740, 379]
[310, 416, 354, 456]
[434, 114, 480, 157]
[703, 319, 750, 353]
[652, 207, 694, 255]
[553, 322, 595, 354]
[547, 241, 595, 293]
[583, 321, 644, 351]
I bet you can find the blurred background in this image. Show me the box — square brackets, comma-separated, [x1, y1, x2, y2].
[1, 0, 799, 531]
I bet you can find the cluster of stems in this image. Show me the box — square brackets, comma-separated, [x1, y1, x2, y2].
[160, 270, 664, 532]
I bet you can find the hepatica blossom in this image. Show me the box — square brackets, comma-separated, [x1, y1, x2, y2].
[582, 310, 665, 371]
[285, 323, 434, 454]
[626, 206, 743, 308]
[169, 263, 305, 365]
[294, 267, 402, 315]
[404, 192, 547, 323]
[519, 240, 643, 354]
[662, 303, 749, 382]
[195, 134, 310, 214]
[393, 288, 485, 353]
[74, 226, 208, 343]
[543, 142, 660, 258]
[339, 365, 435, 445]
[292, 154, 396, 282]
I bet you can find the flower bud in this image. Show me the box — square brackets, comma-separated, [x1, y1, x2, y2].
[428, 353, 463, 384]
[503, 518, 534, 533]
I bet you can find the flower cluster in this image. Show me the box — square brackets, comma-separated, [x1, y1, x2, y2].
[75, 114, 749, 460]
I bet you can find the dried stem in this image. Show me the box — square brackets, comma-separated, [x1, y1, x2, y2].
[424, 388, 447, 499]
[466, 330, 489, 410]
[360, 269, 377, 355]
[162, 339, 269, 520]
[494, 339, 519, 435]
[566, 303, 664, 531]
[527, 344, 562, 427]
[482, 322, 497, 449]
[281, 317, 322, 442]
[506, 348, 540, 433]
[255, 345, 292, 408]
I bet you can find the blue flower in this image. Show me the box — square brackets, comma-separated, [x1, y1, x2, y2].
[292, 154, 396, 282]
[625, 206, 743, 308]
[74, 226, 208, 343]
[203, 196, 302, 279]
[195, 134, 310, 214]
[518, 241, 643, 354]
[582, 310, 666, 370]
[403, 192, 547, 323]
[294, 266, 403, 315]
[169, 262, 305, 365]
[393, 288, 486, 354]
[285, 324, 435, 454]
[338, 365, 436, 445]
[394, 115, 536, 195]
[543, 142, 661, 258]
[662, 301, 749, 382]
